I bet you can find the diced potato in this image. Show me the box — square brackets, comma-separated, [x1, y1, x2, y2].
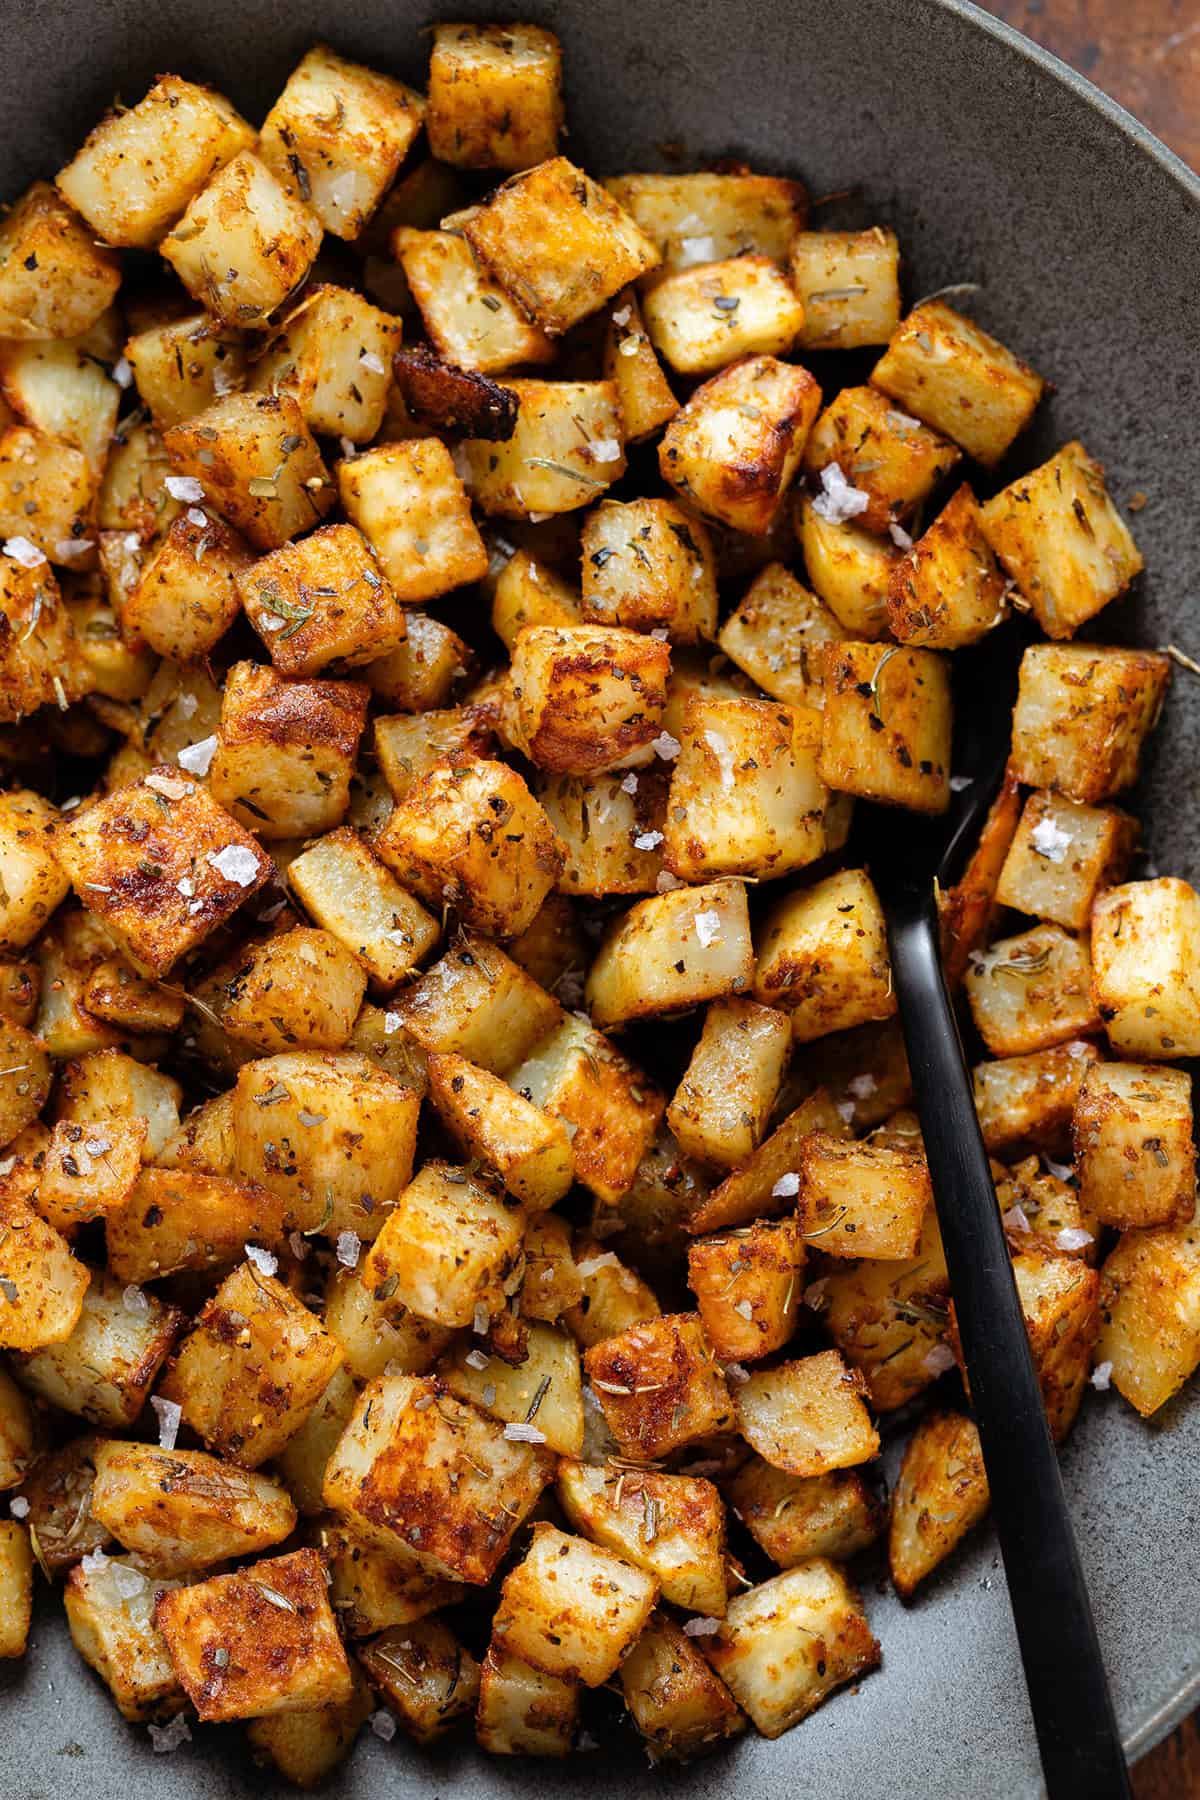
[13, 1268, 181, 1425]
[323, 1271, 453, 1382]
[804, 386, 960, 534]
[374, 705, 490, 801]
[819, 641, 951, 815]
[702, 1560, 879, 1737]
[158, 1260, 344, 1466]
[65, 1555, 184, 1718]
[54, 1046, 180, 1155]
[0, 788, 70, 950]
[322, 1372, 554, 1582]
[238, 522, 406, 676]
[0, 1363, 34, 1489]
[0, 181, 121, 339]
[563, 1239, 659, 1347]
[687, 1089, 850, 1234]
[1073, 1062, 1195, 1231]
[797, 492, 898, 638]
[755, 868, 896, 1043]
[492, 547, 580, 650]
[980, 442, 1142, 638]
[520, 1213, 584, 1322]
[491, 1521, 657, 1684]
[734, 1352, 878, 1476]
[161, 150, 321, 326]
[792, 1017, 911, 1131]
[1097, 1221, 1200, 1416]
[125, 313, 246, 428]
[789, 228, 900, 350]
[163, 392, 333, 552]
[0, 1192, 89, 1348]
[465, 157, 658, 336]
[357, 1620, 480, 1747]
[57, 75, 255, 248]
[687, 1216, 803, 1362]
[1091, 877, 1200, 1058]
[445, 1322, 583, 1456]
[366, 611, 471, 712]
[668, 997, 791, 1170]
[535, 768, 668, 896]
[394, 931, 561, 1074]
[155, 1094, 237, 1174]
[18, 1430, 109, 1568]
[586, 880, 753, 1027]
[155, 1547, 352, 1722]
[338, 439, 487, 603]
[1009, 642, 1170, 803]
[393, 226, 555, 374]
[607, 171, 806, 270]
[888, 1411, 989, 1599]
[725, 1458, 882, 1567]
[584, 1312, 733, 1458]
[795, 1132, 930, 1260]
[620, 1615, 745, 1759]
[508, 623, 670, 775]
[344, 1004, 430, 1096]
[871, 299, 1044, 464]
[0, 332, 119, 473]
[718, 562, 847, 709]
[246, 1669, 374, 1787]
[886, 482, 1008, 648]
[259, 45, 424, 239]
[476, 1646, 578, 1757]
[0, 425, 96, 572]
[995, 789, 1137, 932]
[426, 1051, 573, 1209]
[286, 828, 439, 991]
[995, 1157, 1098, 1261]
[360, 1162, 524, 1329]
[660, 355, 822, 535]
[557, 1460, 727, 1614]
[120, 508, 250, 660]
[91, 1441, 296, 1575]
[974, 1040, 1100, 1156]
[509, 1013, 663, 1204]
[315, 1518, 460, 1637]
[580, 497, 716, 643]
[964, 923, 1100, 1056]
[642, 256, 805, 376]
[205, 927, 367, 1055]
[275, 1367, 359, 1515]
[105, 1167, 288, 1284]
[604, 286, 679, 442]
[0, 1518, 33, 1656]
[375, 758, 563, 938]
[457, 378, 626, 517]
[81, 956, 185, 1037]
[952, 1245, 1100, 1441]
[209, 661, 367, 840]
[253, 288, 398, 446]
[428, 23, 562, 170]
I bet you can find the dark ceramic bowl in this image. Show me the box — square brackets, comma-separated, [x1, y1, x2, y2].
[3, 2, 1199, 1795]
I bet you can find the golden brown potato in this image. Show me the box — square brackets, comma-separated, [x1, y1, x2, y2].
[660, 354, 822, 535]
[508, 1013, 663, 1204]
[973, 1040, 1100, 1157]
[161, 150, 322, 325]
[668, 997, 792, 1170]
[725, 1458, 883, 1567]
[818, 641, 951, 815]
[91, 1441, 297, 1575]
[491, 1522, 658, 1684]
[755, 868, 896, 1042]
[246, 1668, 374, 1787]
[0, 1191, 89, 1349]
[586, 881, 754, 1027]
[964, 924, 1100, 1057]
[686, 1088, 849, 1235]
[1073, 1061, 1195, 1231]
[426, 1050, 574, 1209]
[393, 227, 555, 374]
[718, 562, 847, 709]
[0, 788, 71, 951]
[888, 1411, 989, 1598]
[887, 483, 1008, 649]
[65, 1554, 184, 1718]
[1008, 643, 1169, 804]
[789, 228, 900, 350]
[584, 1312, 733, 1458]
[803, 385, 960, 534]
[476, 1645, 579, 1757]
[607, 170, 807, 269]
[0, 181, 121, 339]
[619, 1614, 745, 1759]
[508, 623, 670, 775]
[870, 299, 1044, 465]
[359, 1617, 481, 1743]
[12, 1268, 182, 1425]
[427, 23, 563, 171]
[163, 391, 333, 551]
[795, 1131, 930, 1260]
[734, 1352, 879, 1477]
[687, 1217, 804, 1362]
[360, 1161, 525, 1329]
[338, 439, 489, 603]
[580, 497, 716, 642]
[239, 523, 408, 676]
[604, 286, 680, 442]
[0, 1518, 33, 1657]
[457, 379, 626, 517]
[642, 256, 805, 376]
[1091, 877, 1200, 1059]
[1097, 1220, 1200, 1417]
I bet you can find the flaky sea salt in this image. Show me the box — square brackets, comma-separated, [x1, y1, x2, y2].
[245, 1243, 278, 1276]
[923, 1342, 957, 1377]
[1090, 1360, 1113, 1391]
[949, 775, 974, 792]
[206, 844, 260, 887]
[151, 1395, 182, 1450]
[655, 870, 684, 892]
[81, 1547, 110, 1573]
[112, 1562, 148, 1600]
[165, 476, 206, 503]
[811, 462, 870, 524]
[1043, 1156, 1074, 1182]
[336, 1231, 361, 1269]
[359, 350, 387, 375]
[9, 1495, 28, 1519]
[465, 1349, 490, 1372]
[771, 1172, 800, 1199]
[651, 731, 681, 761]
[678, 235, 719, 266]
[112, 356, 133, 389]
[186, 507, 208, 528]
[1030, 817, 1073, 864]
[383, 1011, 403, 1034]
[370, 1709, 397, 1741]
[1056, 1226, 1094, 1252]
[123, 1284, 149, 1314]
[148, 1715, 192, 1754]
[590, 437, 622, 464]
[503, 1422, 548, 1444]
[177, 735, 218, 777]
[633, 830, 663, 850]
[682, 1616, 721, 1637]
[694, 909, 722, 948]
[620, 772, 639, 794]
[847, 1073, 877, 1099]
[3, 536, 45, 568]
[888, 521, 914, 550]
[1003, 1204, 1032, 1234]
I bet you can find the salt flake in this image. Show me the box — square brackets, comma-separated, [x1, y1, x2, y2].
[177, 735, 218, 777]
[151, 1395, 182, 1449]
[148, 1715, 192, 1754]
[847, 1073, 877, 1099]
[590, 437, 622, 463]
[3, 536, 45, 568]
[1003, 1204, 1032, 1235]
[1090, 1360, 1113, 1391]
[682, 1616, 721, 1637]
[1030, 817, 1073, 865]
[503, 1421, 548, 1444]
[165, 476, 206, 503]
[9, 1495, 28, 1519]
[888, 521, 914, 550]
[206, 844, 260, 887]
[245, 1243, 279, 1276]
[620, 773, 639, 794]
[123, 1284, 149, 1314]
[949, 775, 974, 792]
[811, 462, 870, 525]
[112, 356, 133, 389]
[336, 1231, 361, 1270]
[383, 1011, 403, 1035]
[370, 1709, 397, 1742]
[771, 1172, 800, 1199]
[694, 909, 722, 948]
[1056, 1226, 1093, 1252]
[633, 830, 663, 850]
[651, 731, 681, 761]
[923, 1342, 957, 1377]
[359, 350, 387, 375]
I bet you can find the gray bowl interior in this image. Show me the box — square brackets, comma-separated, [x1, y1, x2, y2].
[3, 1, 1200, 1796]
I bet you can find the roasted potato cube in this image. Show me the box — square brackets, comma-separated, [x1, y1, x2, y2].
[604, 286, 679, 442]
[120, 508, 250, 660]
[393, 226, 555, 373]
[17, 1430, 108, 1568]
[1097, 1221, 1200, 1416]
[557, 1460, 727, 1614]
[156, 1547, 352, 1722]
[358, 1617, 481, 1743]
[620, 1615, 745, 1759]
[668, 997, 792, 1170]
[726, 1458, 882, 1566]
[124, 313, 247, 428]
[995, 789, 1138, 932]
[253, 285, 400, 443]
[445, 1321, 583, 1456]
[584, 1312, 733, 1458]
[238, 522, 406, 676]
[287, 828, 439, 991]
[687, 1089, 850, 1235]
[793, 1017, 912, 1132]
[804, 386, 960, 534]
[320, 1514, 461, 1639]
[394, 930, 561, 1071]
[105, 1167, 287, 1283]
[465, 157, 658, 335]
[871, 298, 1044, 465]
[338, 439, 487, 603]
[54, 1046, 181, 1155]
[476, 1645, 578, 1757]
[428, 23, 562, 170]
[91, 1441, 296, 1575]
[718, 562, 847, 709]
[34, 919, 130, 1062]
[427, 1050, 573, 1209]
[81, 957, 185, 1037]
[0, 788, 70, 950]
[322, 1372, 554, 1581]
[755, 868, 896, 1042]
[508, 623, 670, 775]
[888, 1411, 989, 1599]
[1073, 1061, 1195, 1231]
[0, 425, 96, 571]
[275, 1366, 358, 1513]
[491, 1521, 657, 1684]
[642, 256, 805, 376]
[344, 1004, 430, 1095]
[734, 1352, 878, 1476]
[1010, 642, 1169, 803]
[973, 1040, 1100, 1157]
[259, 45, 424, 240]
[660, 354, 821, 535]
[456, 378, 626, 517]
[580, 497, 716, 643]
[534, 768, 669, 896]
[964, 924, 1100, 1056]
[64, 1555, 184, 1717]
[509, 1013, 663, 1204]
[374, 705, 489, 802]
[375, 757, 563, 938]
[687, 1217, 803, 1362]
[0, 331, 120, 473]
[209, 662, 367, 840]
[818, 641, 951, 814]
[0, 1518, 32, 1656]
[586, 880, 754, 1027]
[492, 547, 581, 650]
[980, 442, 1142, 638]
[155, 1094, 238, 1175]
[795, 1132, 930, 1260]
[0, 181, 121, 339]
[789, 228, 900, 350]
[366, 611, 471, 711]
[996, 1158, 1098, 1263]
[57, 74, 255, 248]
[361, 1162, 524, 1329]
[521, 1212, 585, 1322]
[1092, 877, 1200, 1058]
[0, 1192, 89, 1348]
[798, 491, 897, 638]
[0, 1363, 33, 1489]
[246, 1669, 373, 1787]
[886, 482, 1008, 648]
[13, 1267, 181, 1424]
[606, 171, 806, 270]
[161, 150, 321, 326]
[952, 1245, 1099, 1441]
[159, 1261, 344, 1466]
[324, 1272, 453, 1382]
[702, 1559, 879, 1737]
[163, 392, 332, 552]
[205, 926, 368, 1054]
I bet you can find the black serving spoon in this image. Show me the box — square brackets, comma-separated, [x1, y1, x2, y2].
[855, 625, 1132, 1800]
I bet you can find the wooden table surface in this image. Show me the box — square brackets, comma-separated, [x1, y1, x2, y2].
[979, 7, 1199, 1791]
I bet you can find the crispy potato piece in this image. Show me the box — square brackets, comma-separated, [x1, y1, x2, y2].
[65, 1554, 184, 1717]
[275, 1367, 359, 1514]
[246, 1668, 374, 1787]
[580, 496, 716, 643]
[161, 151, 322, 326]
[642, 256, 805, 376]
[534, 768, 668, 896]
[82, 958, 185, 1037]
[994, 1157, 1099, 1262]
[509, 623, 670, 775]
[735, 1352, 879, 1476]
[797, 491, 897, 638]
[374, 706, 490, 799]
[393, 226, 555, 374]
[686, 1089, 850, 1235]
[19, 1431, 109, 1569]
[1097, 1220, 1200, 1417]
[521, 1212, 584, 1322]
[106, 1166, 288, 1283]
[726, 1458, 883, 1567]
[163, 391, 333, 552]
[0, 181, 121, 339]
[795, 1132, 930, 1260]
[871, 299, 1044, 465]
[361, 1161, 524, 1329]
[585, 1312, 733, 1458]
[804, 386, 960, 534]
[818, 641, 951, 815]
[287, 827, 439, 991]
[619, 1613, 745, 1759]
[0, 788, 71, 951]
[0, 550, 91, 716]
[359, 1617, 481, 1743]
[0, 1518, 33, 1656]
[91, 1441, 297, 1575]
[238, 523, 407, 676]
[964, 924, 1100, 1057]
[445, 1322, 583, 1456]
[888, 483, 1008, 648]
[668, 997, 792, 1169]
[586, 880, 754, 1027]
[789, 228, 900, 350]
[338, 438, 489, 604]
[323, 1271, 453, 1383]
[687, 1218, 804, 1362]
[210, 662, 368, 841]
[973, 1040, 1100, 1157]
[1091, 877, 1200, 1059]
[0, 1192, 89, 1348]
[718, 562, 847, 709]
[492, 1522, 658, 1684]
[427, 1051, 573, 1209]
[13, 1267, 181, 1424]
[558, 1460, 728, 1614]
[0, 1363, 34, 1489]
[476, 1645, 578, 1757]
[1009, 643, 1169, 804]
[995, 789, 1137, 932]
[508, 1013, 663, 1204]
[124, 312, 247, 428]
[394, 344, 518, 440]
[607, 171, 807, 270]
[888, 1410, 989, 1599]
[660, 355, 822, 536]
[1073, 1061, 1195, 1231]
[457, 378, 626, 516]
[755, 868, 896, 1042]
[951, 1245, 1100, 1441]
[428, 24, 563, 171]
[603, 286, 679, 442]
